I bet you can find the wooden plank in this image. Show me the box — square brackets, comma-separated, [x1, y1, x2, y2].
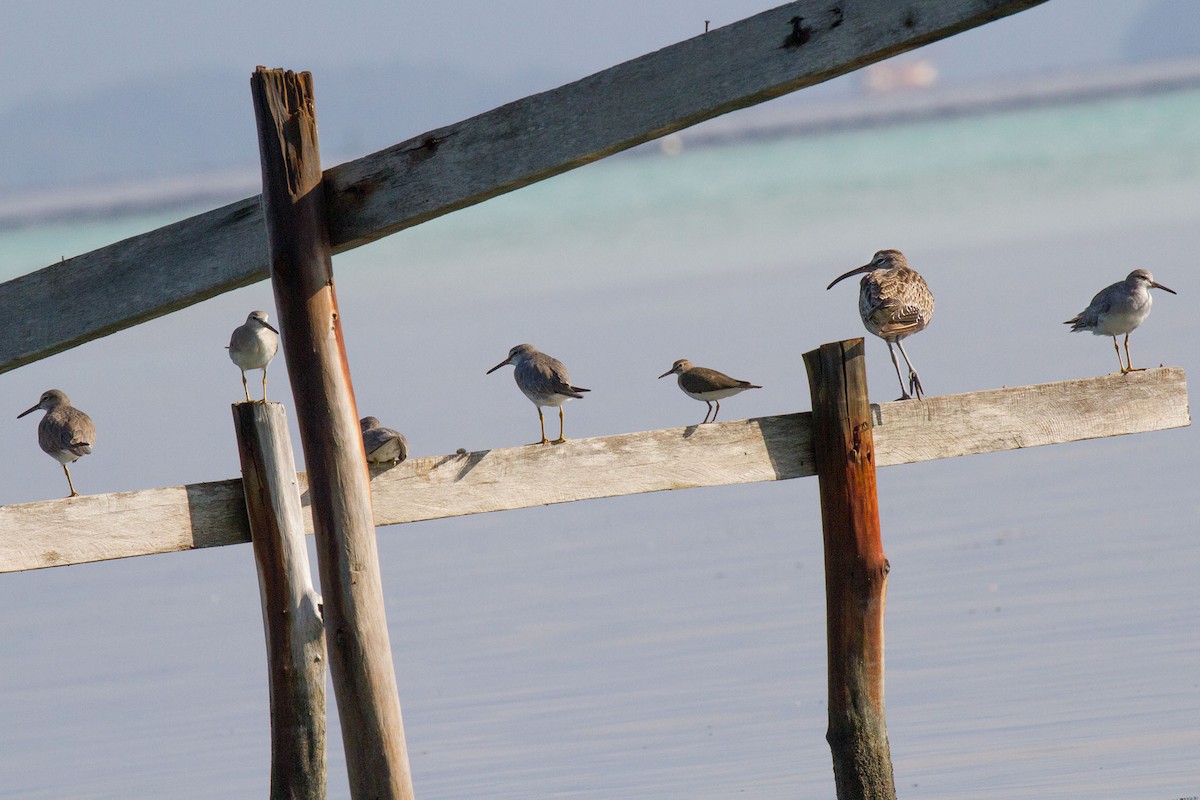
[0, 368, 1186, 574]
[251, 67, 414, 800]
[0, 0, 1048, 374]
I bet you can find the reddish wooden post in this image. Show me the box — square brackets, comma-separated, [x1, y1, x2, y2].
[250, 67, 414, 799]
[233, 401, 327, 800]
[803, 339, 896, 800]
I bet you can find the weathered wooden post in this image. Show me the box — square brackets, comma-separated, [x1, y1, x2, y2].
[250, 67, 415, 799]
[233, 401, 326, 799]
[803, 338, 895, 800]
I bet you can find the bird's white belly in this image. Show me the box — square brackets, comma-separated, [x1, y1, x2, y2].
[230, 335, 277, 370]
[1093, 303, 1150, 336]
[683, 386, 747, 402]
[521, 386, 571, 408]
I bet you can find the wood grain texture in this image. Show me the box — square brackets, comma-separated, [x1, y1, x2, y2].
[0, 368, 1186, 574]
[804, 340, 895, 799]
[233, 401, 326, 800]
[0, 0, 1048, 374]
[252, 67, 413, 800]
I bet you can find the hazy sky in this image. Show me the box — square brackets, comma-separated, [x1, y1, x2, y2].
[0, 0, 1168, 113]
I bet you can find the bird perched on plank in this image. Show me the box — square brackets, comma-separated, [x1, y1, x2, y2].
[360, 416, 409, 465]
[1065, 269, 1176, 373]
[228, 310, 279, 403]
[487, 343, 590, 444]
[18, 389, 95, 498]
[827, 249, 934, 400]
[658, 359, 761, 424]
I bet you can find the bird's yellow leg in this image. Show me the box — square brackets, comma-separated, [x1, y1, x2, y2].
[536, 407, 549, 445]
[1113, 336, 1129, 373]
[261, 366, 269, 402]
[1124, 334, 1144, 372]
[552, 406, 568, 443]
[63, 465, 78, 498]
[241, 370, 252, 402]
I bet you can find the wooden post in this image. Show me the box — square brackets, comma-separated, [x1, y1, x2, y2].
[233, 401, 327, 800]
[250, 67, 415, 799]
[803, 339, 896, 800]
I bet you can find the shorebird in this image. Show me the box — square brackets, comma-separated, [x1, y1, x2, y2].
[658, 359, 761, 424]
[18, 389, 95, 498]
[360, 416, 409, 465]
[1065, 269, 1176, 373]
[827, 249, 934, 400]
[487, 343, 590, 444]
[228, 310, 279, 402]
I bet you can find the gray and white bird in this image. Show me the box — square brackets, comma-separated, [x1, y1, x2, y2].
[228, 310, 279, 403]
[487, 343, 590, 444]
[827, 249, 934, 400]
[18, 389, 95, 498]
[360, 416, 409, 465]
[1065, 269, 1176, 373]
[658, 359, 761, 424]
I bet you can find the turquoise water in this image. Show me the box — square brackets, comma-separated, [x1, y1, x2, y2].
[0, 88, 1197, 798]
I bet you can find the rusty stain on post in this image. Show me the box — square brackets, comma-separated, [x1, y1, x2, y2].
[250, 67, 414, 800]
[803, 338, 896, 800]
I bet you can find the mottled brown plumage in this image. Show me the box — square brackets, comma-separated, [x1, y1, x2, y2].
[827, 249, 934, 400]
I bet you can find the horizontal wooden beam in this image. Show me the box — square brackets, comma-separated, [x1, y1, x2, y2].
[0, 0, 1047, 374]
[0, 368, 1186, 574]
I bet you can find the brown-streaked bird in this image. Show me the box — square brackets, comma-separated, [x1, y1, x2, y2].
[1065, 269, 1175, 373]
[228, 310, 279, 403]
[487, 343, 590, 444]
[18, 389, 95, 498]
[658, 359, 761, 424]
[827, 249, 934, 400]
[360, 416, 409, 465]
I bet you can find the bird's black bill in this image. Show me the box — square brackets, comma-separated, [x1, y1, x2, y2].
[486, 360, 509, 374]
[17, 405, 38, 419]
[826, 263, 871, 291]
[1152, 281, 1177, 294]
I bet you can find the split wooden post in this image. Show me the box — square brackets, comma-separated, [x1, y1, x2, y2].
[803, 339, 896, 800]
[250, 67, 414, 799]
[232, 401, 327, 800]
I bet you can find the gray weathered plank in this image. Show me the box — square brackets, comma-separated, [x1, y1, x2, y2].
[0, 368, 1186, 574]
[0, 0, 1047, 374]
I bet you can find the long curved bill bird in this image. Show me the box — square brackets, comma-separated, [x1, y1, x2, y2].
[488, 343, 590, 444]
[228, 310, 280, 403]
[658, 359, 761, 424]
[827, 249, 934, 400]
[1064, 269, 1175, 373]
[19, 389, 95, 498]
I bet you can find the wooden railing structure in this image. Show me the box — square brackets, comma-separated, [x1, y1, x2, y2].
[0, 2, 1191, 799]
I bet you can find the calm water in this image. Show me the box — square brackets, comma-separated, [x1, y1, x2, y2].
[0, 88, 1197, 798]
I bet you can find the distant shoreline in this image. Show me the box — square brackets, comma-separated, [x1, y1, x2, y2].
[3, 57, 1199, 231]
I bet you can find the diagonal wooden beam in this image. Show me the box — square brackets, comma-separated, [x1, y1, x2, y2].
[0, 0, 1048, 374]
[0, 367, 1186, 575]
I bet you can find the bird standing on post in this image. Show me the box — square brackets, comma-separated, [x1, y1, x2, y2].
[487, 343, 590, 444]
[1064, 269, 1176, 373]
[228, 310, 280, 403]
[360, 416, 409, 465]
[826, 249, 934, 400]
[658, 359, 761, 424]
[18, 389, 95, 498]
